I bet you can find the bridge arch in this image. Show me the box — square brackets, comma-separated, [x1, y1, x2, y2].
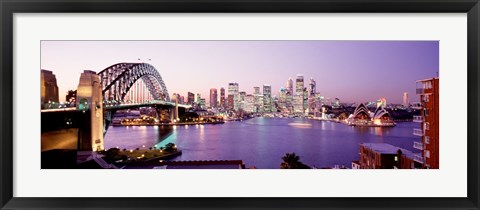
[98, 63, 170, 102]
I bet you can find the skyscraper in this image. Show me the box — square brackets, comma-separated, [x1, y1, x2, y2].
[403, 92, 409, 107]
[286, 77, 293, 95]
[295, 75, 304, 94]
[220, 87, 225, 108]
[309, 78, 316, 97]
[263, 85, 272, 112]
[41, 69, 59, 104]
[187, 92, 195, 105]
[210, 88, 218, 108]
[228, 82, 239, 111]
[254, 87, 260, 95]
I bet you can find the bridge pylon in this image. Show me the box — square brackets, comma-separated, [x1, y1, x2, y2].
[76, 70, 104, 151]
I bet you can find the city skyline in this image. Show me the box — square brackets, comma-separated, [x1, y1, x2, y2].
[41, 41, 439, 104]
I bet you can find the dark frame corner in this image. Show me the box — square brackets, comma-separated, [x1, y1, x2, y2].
[1, 0, 479, 209]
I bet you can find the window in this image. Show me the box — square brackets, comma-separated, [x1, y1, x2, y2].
[425, 136, 430, 144]
[394, 156, 398, 161]
[425, 150, 430, 158]
[424, 122, 430, 130]
[424, 108, 429, 117]
[424, 94, 429, 102]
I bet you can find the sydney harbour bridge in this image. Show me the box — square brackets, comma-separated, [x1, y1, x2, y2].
[41, 62, 191, 153]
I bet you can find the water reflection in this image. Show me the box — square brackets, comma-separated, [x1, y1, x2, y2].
[104, 118, 417, 168]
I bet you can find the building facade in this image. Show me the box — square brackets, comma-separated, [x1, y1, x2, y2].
[210, 88, 218, 108]
[359, 143, 419, 169]
[263, 85, 272, 112]
[413, 77, 439, 169]
[219, 87, 225, 108]
[228, 82, 239, 111]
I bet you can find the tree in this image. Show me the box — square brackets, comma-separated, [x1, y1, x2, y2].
[164, 143, 177, 152]
[280, 153, 311, 169]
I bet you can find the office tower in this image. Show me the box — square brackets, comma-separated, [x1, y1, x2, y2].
[263, 85, 272, 112]
[245, 94, 255, 113]
[309, 78, 316, 97]
[187, 92, 195, 105]
[227, 94, 234, 110]
[210, 88, 218, 108]
[228, 82, 239, 111]
[403, 92, 409, 107]
[41, 69, 59, 104]
[196, 93, 201, 103]
[295, 75, 304, 94]
[413, 78, 439, 169]
[220, 87, 225, 108]
[286, 77, 293, 95]
[376, 97, 387, 108]
[254, 87, 260, 95]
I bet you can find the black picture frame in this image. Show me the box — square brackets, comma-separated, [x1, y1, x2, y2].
[1, 0, 479, 209]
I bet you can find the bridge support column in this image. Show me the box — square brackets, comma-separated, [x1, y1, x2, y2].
[76, 70, 104, 152]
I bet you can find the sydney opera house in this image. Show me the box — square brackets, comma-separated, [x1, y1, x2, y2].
[344, 103, 396, 127]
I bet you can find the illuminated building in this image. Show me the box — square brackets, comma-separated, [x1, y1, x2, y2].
[413, 77, 439, 169]
[245, 94, 255, 113]
[187, 92, 195, 105]
[286, 77, 293, 95]
[41, 69, 59, 104]
[196, 93, 201, 103]
[263, 85, 272, 112]
[210, 88, 218, 108]
[295, 75, 304, 94]
[403, 92, 409, 107]
[346, 103, 395, 127]
[227, 95, 234, 110]
[228, 82, 239, 111]
[376, 97, 387, 108]
[309, 78, 316, 97]
[220, 87, 225, 108]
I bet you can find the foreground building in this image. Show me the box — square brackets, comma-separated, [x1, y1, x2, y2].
[358, 143, 421, 169]
[413, 77, 439, 169]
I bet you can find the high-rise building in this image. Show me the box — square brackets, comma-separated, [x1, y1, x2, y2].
[254, 87, 260, 95]
[245, 94, 255, 113]
[228, 82, 239, 111]
[309, 78, 316, 97]
[41, 69, 59, 104]
[295, 75, 304, 94]
[227, 94, 234, 110]
[293, 94, 303, 113]
[286, 77, 293, 95]
[220, 87, 225, 108]
[196, 93, 201, 103]
[403, 92, 409, 107]
[199, 98, 206, 110]
[210, 88, 218, 108]
[263, 85, 272, 112]
[279, 88, 287, 110]
[413, 78, 439, 169]
[187, 92, 195, 105]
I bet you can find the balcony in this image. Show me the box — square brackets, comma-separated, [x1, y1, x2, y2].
[416, 88, 424, 94]
[414, 154, 425, 163]
[413, 128, 424, 136]
[413, 115, 423, 123]
[411, 102, 422, 110]
[413, 141, 425, 150]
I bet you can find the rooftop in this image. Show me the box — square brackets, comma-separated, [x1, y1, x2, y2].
[361, 143, 416, 159]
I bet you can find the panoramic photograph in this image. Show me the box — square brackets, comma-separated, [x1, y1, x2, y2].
[40, 40, 439, 169]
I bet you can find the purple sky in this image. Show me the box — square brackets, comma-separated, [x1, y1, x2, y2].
[41, 41, 438, 104]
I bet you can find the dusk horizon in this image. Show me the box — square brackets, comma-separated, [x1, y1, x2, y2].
[41, 40, 438, 104]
